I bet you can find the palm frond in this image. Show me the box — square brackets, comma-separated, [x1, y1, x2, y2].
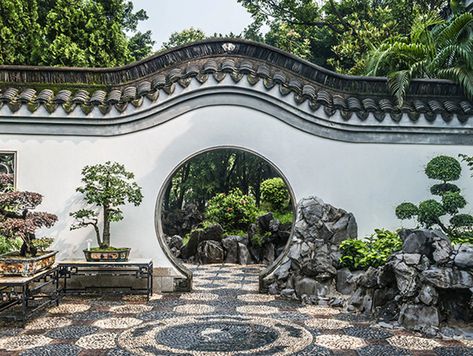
[437, 66, 473, 99]
[388, 70, 412, 107]
[436, 13, 473, 47]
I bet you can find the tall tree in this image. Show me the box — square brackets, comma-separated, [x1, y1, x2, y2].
[161, 28, 206, 50]
[0, 0, 154, 67]
[238, 0, 449, 72]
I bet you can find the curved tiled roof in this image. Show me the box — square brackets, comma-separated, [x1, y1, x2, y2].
[0, 39, 470, 121]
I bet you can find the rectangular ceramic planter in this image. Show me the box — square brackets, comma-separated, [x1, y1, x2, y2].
[0, 251, 58, 277]
[83, 248, 131, 262]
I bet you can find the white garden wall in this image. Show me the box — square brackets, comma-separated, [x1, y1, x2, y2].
[1, 104, 472, 275]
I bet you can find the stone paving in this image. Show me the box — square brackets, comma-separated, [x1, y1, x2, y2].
[0, 264, 472, 355]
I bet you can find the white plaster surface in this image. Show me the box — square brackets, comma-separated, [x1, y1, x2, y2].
[1, 105, 472, 274]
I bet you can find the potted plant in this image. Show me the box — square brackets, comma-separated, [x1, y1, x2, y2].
[70, 161, 143, 262]
[0, 173, 58, 276]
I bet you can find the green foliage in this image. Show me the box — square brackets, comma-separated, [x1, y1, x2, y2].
[396, 155, 473, 238]
[164, 149, 279, 211]
[425, 156, 462, 182]
[161, 27, 206, 50]
[206, 189, 258, 231]
[430, 183, 460, 196]
[0, 235, 22, 255]
[273, 210, 294, 225]
[251, 231, 272, 247]
[260, 178, 290, 212]
[70, 161, 143, 248]
[339, 229, 402, 270]
[0, 0, 154, 67]
[31, 237, 54, 252]
[238, 0, 448, 72]
[363, 12, 473, 105]
[417, 199, 446, 227]
[395, 202, 419, 220]
[450, 235, 473, 245]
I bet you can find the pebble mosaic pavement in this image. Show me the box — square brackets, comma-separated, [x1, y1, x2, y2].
[0, 264, 471, 355]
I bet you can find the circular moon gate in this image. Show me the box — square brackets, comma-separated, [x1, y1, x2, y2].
[155, 146, 297, 292]
[117, 315, 313, 355]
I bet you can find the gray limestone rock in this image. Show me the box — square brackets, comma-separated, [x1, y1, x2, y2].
[222, 236, 240, 264]
[403, 253, 421, 265]
[336, 268, 356, 295]
[418, 284, 438, 306]
[197, 240, 224, 264]
[238, 243, 251, 265]
[295, 277, 317, 297]
[454, 244, 473, 269]
[200, 224, 224, 242]
[392, 261, 419, 297]
[422, 267, 473, 289]
[263, 242, 275, 265]
[432, 238, 452, 265]
[300, 197, 325, 226]
[399, 304, 440, 332]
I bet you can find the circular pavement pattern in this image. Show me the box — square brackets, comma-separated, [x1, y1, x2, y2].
[117, 315, 313, 355]
[0, 263, 470, 355]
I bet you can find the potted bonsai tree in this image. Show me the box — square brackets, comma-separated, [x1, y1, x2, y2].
[70, 161, 143, 262]
[0, 173, 58, 276]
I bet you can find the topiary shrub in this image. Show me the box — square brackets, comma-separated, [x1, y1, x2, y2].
[339, 229, 402, 270]
[396, 155, 473, 238]
[205, 189, 258, 231]
[260, 177, 290, 212]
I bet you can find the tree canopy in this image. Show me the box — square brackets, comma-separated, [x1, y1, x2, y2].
[0, 0, 154, 67]
[238, 0, 450, 73]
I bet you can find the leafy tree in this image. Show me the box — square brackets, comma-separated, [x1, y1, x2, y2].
[70, 162, 143, 249]
[161, 28, 206, 50]
[0, 174, 57, 257]
[238, 0, 449, 71]
[0, 0, 154, 67]
[396, 155, 473, 238]
[363, 11, 473, 105]
[163, 149, 279, 211]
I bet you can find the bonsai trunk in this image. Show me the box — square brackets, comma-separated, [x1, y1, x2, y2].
[102, 206, 111, 248]
[20, 233, 37, 257]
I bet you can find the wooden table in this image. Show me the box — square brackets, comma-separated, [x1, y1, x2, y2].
[58, 259, 153, 300]
[0, 266, 61, 321]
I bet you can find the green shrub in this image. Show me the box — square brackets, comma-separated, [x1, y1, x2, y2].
[0, 235, 22, 255]
[396, 155, 473, 238]
[261, 177, 290, 212]
[339, 229, 402, 270]
[425, 155, 461, 181]
[206, 189, 258, 231]
[395, 202, 418, 220]
[251, 231, 272, 247]
[450, 235, 473, 245]
[273, 210, 294, 225]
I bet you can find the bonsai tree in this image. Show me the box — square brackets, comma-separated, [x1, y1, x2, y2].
[70, 161, 143, 249]
[0, 173, 57, 257]
[396, 155, 473, 238]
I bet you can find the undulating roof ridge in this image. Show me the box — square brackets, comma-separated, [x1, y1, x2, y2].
[0, 39, 470, 121]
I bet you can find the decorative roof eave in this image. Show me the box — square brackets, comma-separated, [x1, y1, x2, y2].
[0, 39, 471, 144]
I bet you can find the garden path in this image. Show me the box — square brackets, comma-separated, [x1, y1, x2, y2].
[0, 264, 471, 355]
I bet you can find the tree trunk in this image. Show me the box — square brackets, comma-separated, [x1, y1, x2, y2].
[102, 206, 111, 248]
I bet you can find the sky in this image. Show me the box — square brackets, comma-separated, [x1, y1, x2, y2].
[132, 0, 254, 49]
